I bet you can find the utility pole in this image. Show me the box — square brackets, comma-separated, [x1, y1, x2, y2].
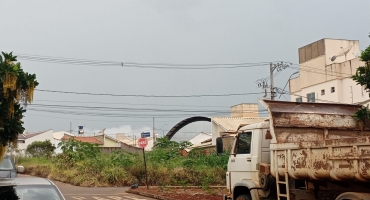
[270, 62, 274, 100]
[256, 62, 291, 101]
[69, 122, 72, 134]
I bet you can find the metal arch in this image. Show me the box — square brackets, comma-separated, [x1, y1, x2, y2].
[165, 116, 211, 140]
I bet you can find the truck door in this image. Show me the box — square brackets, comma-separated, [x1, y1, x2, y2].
[228, 131, 254, 186]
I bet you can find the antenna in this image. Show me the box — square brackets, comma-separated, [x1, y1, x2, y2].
[331, 45, 353, 62]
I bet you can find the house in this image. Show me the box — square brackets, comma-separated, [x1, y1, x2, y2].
[211, 117, 267, 149]
[289, 38, 368, 104]
[183, 135, 213, 155]
[17, 129, 54, 155]
[209, 103, 267, 147]
[116, 133, 155, 151]
[94, 134, 121, 147]
[60, 135, 104, 145]
[189, 132, 212, 146]
[53, 131, 75, 154]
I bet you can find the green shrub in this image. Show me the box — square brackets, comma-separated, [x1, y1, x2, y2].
[25, 140, 55, 158]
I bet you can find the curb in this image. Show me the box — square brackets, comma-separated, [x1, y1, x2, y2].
[126, 189, 177, 200]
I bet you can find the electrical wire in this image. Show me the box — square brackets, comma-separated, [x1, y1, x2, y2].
[28, 103, 264, 113]
[33, 99, 227, 108]
[15, 53, 272, 69]
[35, 89, 264, 98]
[289, 63, 353, 76]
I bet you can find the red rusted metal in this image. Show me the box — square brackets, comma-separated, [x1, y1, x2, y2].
[262, 100, 370, 182]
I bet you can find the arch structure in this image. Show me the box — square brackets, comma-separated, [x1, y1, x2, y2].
[165, 116, 211, 140]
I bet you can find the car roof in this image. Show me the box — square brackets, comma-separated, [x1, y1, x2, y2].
[0, 177, 54, 186]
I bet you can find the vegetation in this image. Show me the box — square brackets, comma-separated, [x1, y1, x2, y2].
[18, 137, 229, 188]
[0, 52, 38, 159]
[352, 33, 370, 122]
[26, 140, 56, 158]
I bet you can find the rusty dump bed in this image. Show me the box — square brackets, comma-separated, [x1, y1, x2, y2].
[261, 100, 370, 182]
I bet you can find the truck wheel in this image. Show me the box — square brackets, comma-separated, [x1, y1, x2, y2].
[236, 194, 252, 200]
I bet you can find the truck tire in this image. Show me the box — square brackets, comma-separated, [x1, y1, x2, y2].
[236, 194, 252, 200]
[335, 192, 370, 200]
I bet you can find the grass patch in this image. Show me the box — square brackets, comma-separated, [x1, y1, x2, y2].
[17, 138, 228, 187]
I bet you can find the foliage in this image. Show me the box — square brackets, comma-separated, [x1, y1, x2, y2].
[54, 138, 100, 168]
[0, 52, 38, 159]
[352, 34, 370, 121]
[26, 140, 55, 157]
[153, 137, 179, 149]
[19, 138, 228, 187]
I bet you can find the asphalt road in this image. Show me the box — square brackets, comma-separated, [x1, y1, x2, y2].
[54, 181, 156, 200]
[19, 175, 155, 200]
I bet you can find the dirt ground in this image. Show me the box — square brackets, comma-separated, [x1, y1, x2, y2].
[128, 186, 228, 200]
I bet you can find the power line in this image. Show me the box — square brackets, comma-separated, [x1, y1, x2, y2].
[289, 63, 353, 76]
[26, 114, 170, 123]
[15, 53, 272, 69]
[35, 89, 264, 98]
[33, 99, 228, 108]
[28, 103, 263, 113]
[26, 106, 268, 118]
[275, 87, 341, 104]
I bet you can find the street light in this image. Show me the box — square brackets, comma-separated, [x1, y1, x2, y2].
[279, 71, 299, 99]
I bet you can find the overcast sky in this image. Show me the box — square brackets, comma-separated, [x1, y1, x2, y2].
[1, 1, 369, 140]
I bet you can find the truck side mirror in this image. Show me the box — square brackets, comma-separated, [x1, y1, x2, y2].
[216, 137, 223, 155]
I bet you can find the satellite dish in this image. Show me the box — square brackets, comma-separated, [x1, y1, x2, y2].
[331, 45, 353, 62]
[353, 51, 361, 58]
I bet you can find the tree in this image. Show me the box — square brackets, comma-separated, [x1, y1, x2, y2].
[0, 52, 38, 159]
[352, 34, 370, 122]
[26, 140, 56, 157]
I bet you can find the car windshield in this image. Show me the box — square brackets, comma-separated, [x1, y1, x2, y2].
[0, 158, 13, 170]
[14, 185, 63, 200]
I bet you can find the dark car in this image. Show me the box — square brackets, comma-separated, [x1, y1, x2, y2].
[0, 155, 24, 178]
[0, 177, 65, 200]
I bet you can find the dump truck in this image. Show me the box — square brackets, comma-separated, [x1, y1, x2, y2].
[216, 100, 370, 200]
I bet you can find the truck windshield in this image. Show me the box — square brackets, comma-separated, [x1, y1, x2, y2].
[236, 132, 252, 154]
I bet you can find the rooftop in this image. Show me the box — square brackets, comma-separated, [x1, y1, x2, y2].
[212, 117, 268, 133]
[61, 135, 104, 145]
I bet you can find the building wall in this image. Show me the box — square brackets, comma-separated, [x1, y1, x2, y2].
[18, 130, 54, 154]
[211, 121, 225, 145]
[189, 133, 211, 146]
[290, 38, 368, 104]
[230, 104, 258, 117]
[324, 39, 359, 65]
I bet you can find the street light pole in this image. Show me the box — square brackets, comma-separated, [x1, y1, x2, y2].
[279, 71, 299, 99]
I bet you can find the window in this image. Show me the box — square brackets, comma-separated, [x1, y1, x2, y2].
[236, 132, 252, 154]
[307, 92, 315, 102]
[296, 97, 302, 102]
[331, 87, 335, 93]
[321, 89, 325, 95]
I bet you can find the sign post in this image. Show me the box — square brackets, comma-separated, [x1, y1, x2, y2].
[138, 137, 149, 189]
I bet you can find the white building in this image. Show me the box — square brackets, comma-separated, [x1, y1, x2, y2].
[53, 131, 75, 154]
[289, 38, 368, 104]
[211, 117, 267, 145]
[17, 129, 54, 155]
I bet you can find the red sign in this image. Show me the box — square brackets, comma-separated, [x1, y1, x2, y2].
[138, 137, 148, 148]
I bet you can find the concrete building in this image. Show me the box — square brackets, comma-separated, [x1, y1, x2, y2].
[211, 103, 267, 145]
[289, 38, 368, 104]
[53, 131, 74, 154]
[17, 129, 54, 155]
